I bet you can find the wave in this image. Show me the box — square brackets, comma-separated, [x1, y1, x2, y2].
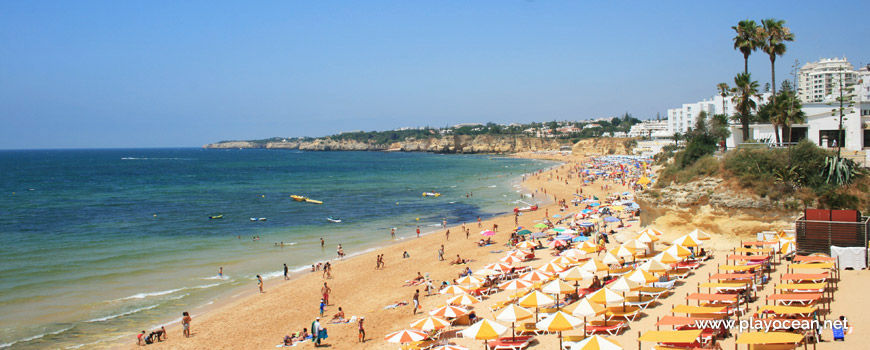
[120, 157, 194, 160]
[0, 326, 74, 349]
[115, 283, 222, 301]
[85, 304, 160, 323]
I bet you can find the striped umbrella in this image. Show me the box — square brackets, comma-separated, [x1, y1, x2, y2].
[561, 248, 588, 259]
[495, 304, 534, 341]
[663, 245, 692, 258]
[536, 311, 584, 350]
[638, 258, 670, 273]
[429, 305, 468, 318]
[447, 294, 481, 306]
[609, 246, 636, 259]
[601, 252, 622, 266]
[624, 268, 658, 284]
[459, 319, 508, 349]
[560, 266, 594, 282]
[652, 252, 680, 264]
[638, 227, 663, 236]
[409, 316, 451, 331]
[621, 239, 648, 252]
[384, 329, 428, 343]
[579, 241, 601, 253]
[518, 290, 555, 309]
[455, 275, 484, 286]
[509, 249, 534, 258]
[551, 256, 578, 266]
[516, 241, 537, 249]
[608, 276, 641, 293]
[432, 346, 470, 350]
[568, 335, 623, 350]
[498, 279, 533, 292]
[439, 285, 469, 295]
[672, 235, 701, 248]
[565, 297, 606, 336]
[586, 287, 624, 305]
[537, 262, 567, 273]
[519, 270, 553, 282]
[500, 255, 526, 264]
[688, 229, 712, 241]
[548, 239, 568, 248]
[579, 259, 609, 273]
[483, 262, 513, 272]
[473, 268, 501, 276]
[634, 232, 659, 243]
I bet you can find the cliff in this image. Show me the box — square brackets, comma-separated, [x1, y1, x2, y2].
[203, 135, 567, 154]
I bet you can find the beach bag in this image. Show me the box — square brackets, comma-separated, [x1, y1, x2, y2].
[319, 328, 328, 339]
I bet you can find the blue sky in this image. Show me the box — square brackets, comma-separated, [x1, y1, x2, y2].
[1, 1, 868, 149]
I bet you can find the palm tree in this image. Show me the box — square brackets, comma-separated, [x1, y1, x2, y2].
[732, 20, 761, 74]
[732, 72, 760, 141]
[760, 18, 795, 144]
[779, 90, 806, 144]
[717, 82, 730, 112]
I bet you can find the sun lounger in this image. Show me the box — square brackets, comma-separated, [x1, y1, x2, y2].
[608, 267, 632, 276]
[400, 340, 435, 350]
[585, 320, 627, 336]
[487, 339, 531, 350]
[671, 268, 692, 280]
[606, 306, 641, 321]
[651, 279, 676, 289]
[676, 261, 700, 270]
[766, 293, 822, 306]
[490, 300, 513, 311]
[626, 295, 657, 310]
[639, 287, 669, 299]
[497, 336, 533, 343]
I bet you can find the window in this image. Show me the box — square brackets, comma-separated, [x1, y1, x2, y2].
[819, 130, 845, 147]
[865, 130, 870, 149]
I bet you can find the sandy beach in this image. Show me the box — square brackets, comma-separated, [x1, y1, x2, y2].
[128, 151, 868, 350]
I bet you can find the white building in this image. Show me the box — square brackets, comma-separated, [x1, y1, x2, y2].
[856, 65, 870, 103]
[667, 92, 770, 134]
[798, 57, 857, 104]
[628, 120, 670, 138]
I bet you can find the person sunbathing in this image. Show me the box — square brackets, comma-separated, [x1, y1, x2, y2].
[451, 255, 465, 265]
[330, 307, 345, 322]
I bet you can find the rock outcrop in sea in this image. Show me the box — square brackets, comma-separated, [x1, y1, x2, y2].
[204, 135, 567, 154]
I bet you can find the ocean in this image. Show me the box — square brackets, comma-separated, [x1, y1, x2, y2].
[0, 148, 554, 349]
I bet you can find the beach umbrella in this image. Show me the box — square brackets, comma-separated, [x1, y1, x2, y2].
[672, 235, 701, 248]
[480, 230, 496, 237]
[530, 232, 547, 239]
[688, 228, 712, 241]
[603, 216, 620, 223]
[780, 240, 796, 255]
[611, 205, 625, 212]
[608, 276, 641, 293]
[638, 259, 670, 274]
[409, 316, 451, 331]
[638, 227, 663, 236]
[609, 246, 636, 259]
[459, 319, 508, 349]
[439, 285, 470, 295]
[578, 221, 595, 227]
[508, 249, 533, 258]
[624, 269, 658, 285]
[565, 297, 606, 337]
[652, 252, 680, 264]
[519, 270, 552, 283]
[515, 241, 536, 249]
[621, 239, 648, 251]
[569, 335, 623, 350]
[550, 256, 578, 266]
[447, 294, 481, 306]
[579, 241, 601, 254]
[562, 228, 578, 234]
[432, 345, 469, 350]
[473, 268, 501, 276]
[637, 177, 651, 185]
[587, 287, 624, 305]
[518, 290, 556, 322]
[601, 252, 622, 266]
[554, 234, 574, 241]
[634, 232, 660, 243]
[579, 259, 609, 273]
[516, 229, 533, 236]
[548, 239, 568, 248]
[384, 329, 428, 343]
[560, 266, 594, 282]
[542, 279, 575, 309]
[499, 255, 525, 264]
[455, 275, 484, 286]
[429, 305, 468, 318]
[534, 223, 549, 229]
[498, 279, 533, 293]
[483, 262, 513, 272]
[495, 304, 534, 341]
[552, 226, 566, 231]
[561, 248, 588, 259]
[536, 311, 584, 350]
[663, 245, 692, 258]
[537, 262, 567, 274]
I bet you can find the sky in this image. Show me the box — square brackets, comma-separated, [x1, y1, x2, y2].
[1, 1, 869, 149]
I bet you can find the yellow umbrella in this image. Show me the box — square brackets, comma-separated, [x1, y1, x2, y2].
[439, 285, 470, 295]
[518, 290, 555, 308]
[579, 259, 609, 273]
[586, 287, 624, 305]
[455, 275, 484, 286]
[663, 245, 692, 258]
[608, 276, 641, 293]
[495, 304, 534, 342]
[409, 316, 451, 331]
[560, 266, 594, 281]
[579, 241, 601, 253]
[551, 256, 578, 266]
[624, 269, 658, 284]
[516, 241, 537, 249]
[637, 177, 651, 185]
[565, 297, 606, 337]
[447, 294, 481, 306]
[519, 270, 553, 282]
[459, 319, 508, 348]
[638, 259, 670, 274]
[569, 335, 623, 350]
[634, 232, 659, 243]
[611, 205, 625, 212]
[601, 252, 622, 266]
[537, 262, 567, 273]
[688, 229, 712, 241]
[536, 311, 584, 350]
[672, 235, 701, 248]
[621, 239, 648, 251]
[638, 227, 663, 236]
[652, 252, 679, 264]
[509, 249, 533, 257]
[779, 240, 796, 255]
[609, 246, 636, 258]
[542, 279, 575, 295]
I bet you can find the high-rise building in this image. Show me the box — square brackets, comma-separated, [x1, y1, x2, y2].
[797, 57, 856, 103]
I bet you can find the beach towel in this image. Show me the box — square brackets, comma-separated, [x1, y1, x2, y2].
[383, 301, 408, 309]
[318, 329, 328, 339]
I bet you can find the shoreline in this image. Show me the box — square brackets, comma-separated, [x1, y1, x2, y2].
[109, 154, 563, 349]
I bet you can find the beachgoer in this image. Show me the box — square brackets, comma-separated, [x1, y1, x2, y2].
[257, 275, 264, 293]
[181, 311, 191, 338]
[153, 326, 166, 341]
[312, 317, 323, 345]
[322, 282, 331, 305]
[416, 225, 420, 238]
[319, 298, 326, 316]
[218, 267, 222, 277]
[833, 315, 847, 341]
[284, 264, 289, 280]
[358, 317, 365, 342]
[438, 246, 444, 261]
[137, 331, 146, 346]
[320, 237, 324, 248]
[390, 227, 396, 238]
[331, 307, 345, 322]
[445, 229, 450, 240]
[477, 216, 482, 228]
[442, 218, 447, 229]
[412, 289, 420, 314]
[403, 251, 410, 258]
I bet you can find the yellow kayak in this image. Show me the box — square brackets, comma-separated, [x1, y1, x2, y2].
[305, 199, 323, 204]
[290, 195, 306, 201]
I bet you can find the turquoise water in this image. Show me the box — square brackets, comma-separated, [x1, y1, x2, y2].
[0, 149, 553, 349]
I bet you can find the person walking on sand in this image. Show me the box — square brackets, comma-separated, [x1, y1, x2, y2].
[445, 229, 450, 241]
[181, 311, 191, 338]
[257, 275, 264, 293]
[322, 282, 331, 305]
[311, 317, 322, 346]
[358, 316, 365, 342]
[320, 237, 324, 248]
[283, 264, 289, 280]
[319, 298, 325, 317]
[412, 289, 420, 314]
[438, 245, 444, 261]
[416, 225, 420, 238]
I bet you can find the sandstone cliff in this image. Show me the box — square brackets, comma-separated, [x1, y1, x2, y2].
[203, 135, 567, 154]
